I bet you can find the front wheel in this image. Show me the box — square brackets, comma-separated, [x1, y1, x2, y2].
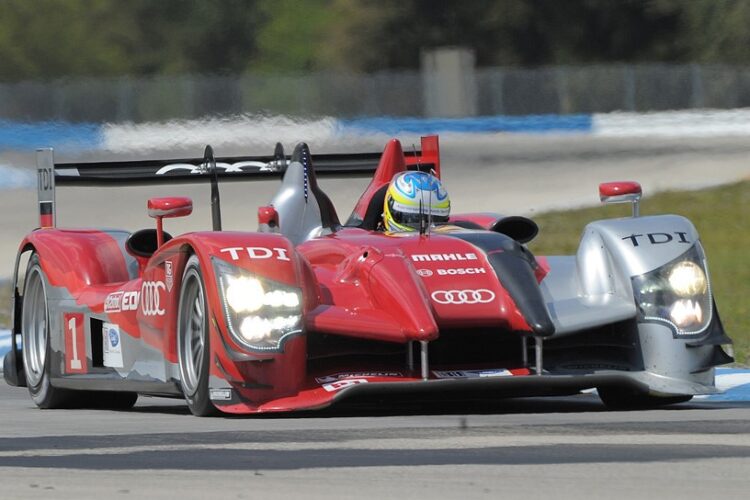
[598, 386, 693, 410]
[177, 255, 218, 416]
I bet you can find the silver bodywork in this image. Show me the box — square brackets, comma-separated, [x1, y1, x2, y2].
[541, 214, 701, 335]
[540, 214, 725, 396]
[267, 160, 331, 245]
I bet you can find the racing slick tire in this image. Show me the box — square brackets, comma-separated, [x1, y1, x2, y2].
[177, 254, 219, 417]
[21, 254, 79, 409]
[21, 255, 138, 410]
[598, 386, 693, 410]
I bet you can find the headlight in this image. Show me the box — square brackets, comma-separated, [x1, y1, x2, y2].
[631, 244, 712, 336]
[225, 276, 265, 313]
[225, 276, 300, 313]
[213, 258, 302, 352]
[668, 261, 707, 297]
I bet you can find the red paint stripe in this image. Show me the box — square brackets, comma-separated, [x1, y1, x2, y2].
[39, 214, 53, 228]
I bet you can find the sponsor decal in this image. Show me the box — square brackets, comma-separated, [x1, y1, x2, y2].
[622, 232, 691, 247]
[411, 253, 478, 262]
[315, 372, 403, 384]
[220, 246, 291, 262]
[104, 290, 139, 313]
[209, 388, 233, 401]
[63, 313, 86, 374]
[436, 267, 486, 276]
[141, 281, 166, 316]
[165, 260, 174, 292]
[322, 379, 368, 392]
[103, 323, 124, 368]
[122, 291, 139, 311]
[431, 289, 496, 305]
[155, 161, 269, 176]
[416, 269, 433, 277]
[109, 329, 119, 347]
[104, 292, 122, 313]
[38, 166, 54, 196]
[433, 369, 512, 379]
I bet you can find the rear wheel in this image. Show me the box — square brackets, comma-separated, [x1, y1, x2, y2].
[22, 254, 140, 410]
[177, 255, 218, 416]
[22, 255, 78, 408]
[598, 386, 693, 410]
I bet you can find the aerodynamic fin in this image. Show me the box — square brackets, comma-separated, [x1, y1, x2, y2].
[45, 149, 384, 186]
[36, 148, 56, 228]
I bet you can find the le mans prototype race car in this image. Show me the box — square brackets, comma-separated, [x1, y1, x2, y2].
[3, 136, 733, 415]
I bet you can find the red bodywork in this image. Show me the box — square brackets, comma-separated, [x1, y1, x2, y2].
[15, 136, 551, 414]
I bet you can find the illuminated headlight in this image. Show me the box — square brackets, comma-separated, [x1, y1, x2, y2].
[239, 315, 301, 342]
[670, 300, 703, 328]
[225, 276, 300, 313]
[631, 244, 712, 336]
[668, 261, 707, 297]
[225, 276, 265, 313]
[213, 258, 302, 351]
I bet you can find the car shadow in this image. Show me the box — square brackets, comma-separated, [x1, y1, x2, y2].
[124, 392, 750, 419]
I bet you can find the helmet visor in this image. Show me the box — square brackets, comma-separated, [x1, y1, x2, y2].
[388, 199, 449, 229]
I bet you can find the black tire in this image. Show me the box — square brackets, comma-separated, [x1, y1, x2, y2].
[598, 386, 693, 410]
[22, 254, 140, 411]
[177, 255, 218, 416]
[21, 254, 79, 409]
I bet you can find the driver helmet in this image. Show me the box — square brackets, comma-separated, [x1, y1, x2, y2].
[383, 171, 450, 231]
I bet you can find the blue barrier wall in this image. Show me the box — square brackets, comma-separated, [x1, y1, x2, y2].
[339, 114, 593, 135]
[0, 120, 103, 151]
[0, 114, 593, 152]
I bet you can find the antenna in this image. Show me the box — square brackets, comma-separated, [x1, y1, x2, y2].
[426, 179, 433, 234]
[412, 143, 422, 172]
[418, 199, 426, 235]
[204, 145, 222, 231]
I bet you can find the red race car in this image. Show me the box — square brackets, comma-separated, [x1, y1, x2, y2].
[3, 136, 732, 415]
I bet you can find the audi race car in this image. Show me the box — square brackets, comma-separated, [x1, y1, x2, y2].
[3, 136, 733, 415]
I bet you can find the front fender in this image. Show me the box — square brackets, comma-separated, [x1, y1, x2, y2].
[581, 214, 700, 279]
[160, 231, 311, 407]
[17, 228, 138, 294]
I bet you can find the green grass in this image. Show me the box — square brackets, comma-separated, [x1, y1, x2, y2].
[529, 181, 750, 365]
[0, 281, 9, 328]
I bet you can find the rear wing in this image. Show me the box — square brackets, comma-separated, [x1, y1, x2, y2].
[36, 135, 440, 228]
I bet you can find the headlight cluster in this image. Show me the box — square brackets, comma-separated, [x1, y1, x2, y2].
[214, 258, 302, 351]
[631, 244, 712, 336]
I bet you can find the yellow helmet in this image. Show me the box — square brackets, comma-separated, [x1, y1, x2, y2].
[383, 171, 450, 231]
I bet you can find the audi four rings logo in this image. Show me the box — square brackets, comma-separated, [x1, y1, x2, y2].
[431, 289, 496, 305]
[155, 161, 270, 175]
[141, 281, 166, 316]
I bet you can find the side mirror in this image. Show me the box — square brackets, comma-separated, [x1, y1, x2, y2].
[147, 197, 193, 247]
[148, 197, 193, 219]
[258, 205, 280, 233]
[599, 181, 642, 217]
[489, 216, 539, 244]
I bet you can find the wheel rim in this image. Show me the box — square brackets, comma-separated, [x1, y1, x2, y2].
[22, 267, 47, 387]
[179, 269, 206, 396]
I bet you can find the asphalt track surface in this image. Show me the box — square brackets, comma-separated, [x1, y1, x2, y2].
[2, 135, 750, 498]
[2, 383, 750, 499]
